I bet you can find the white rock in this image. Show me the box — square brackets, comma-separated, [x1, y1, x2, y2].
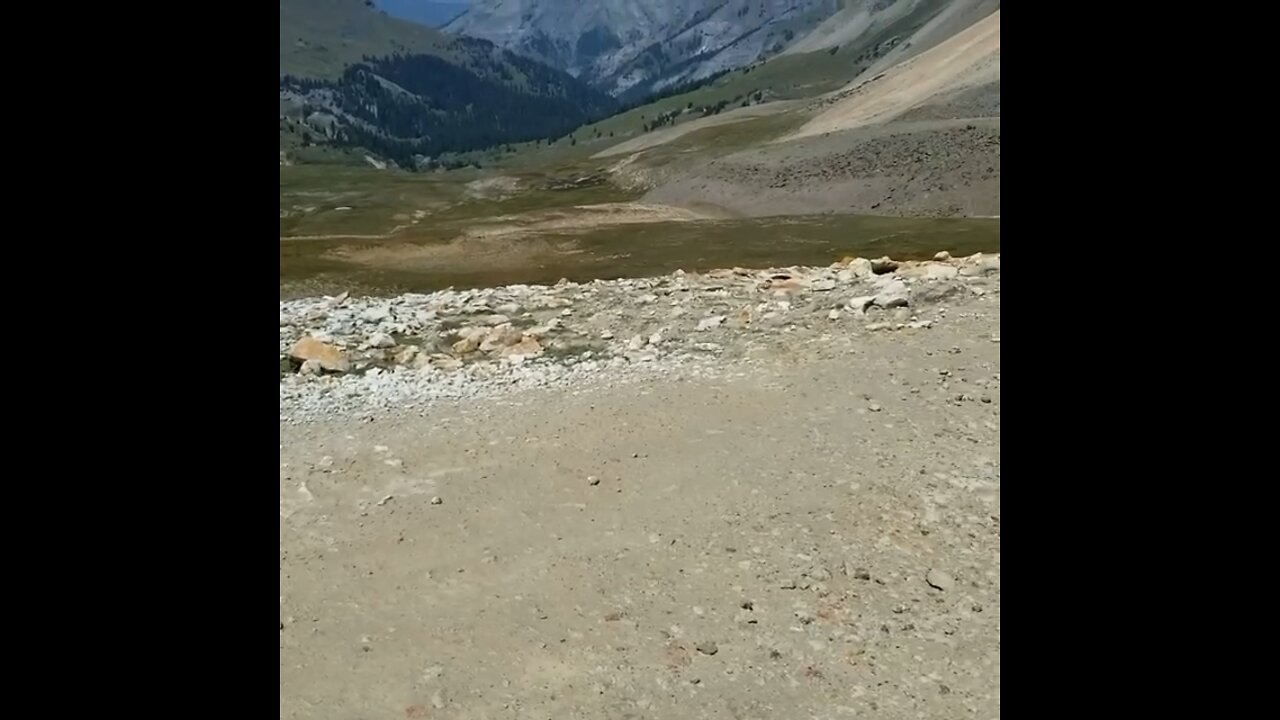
[847, 296, 877, 313]
[827, 310, 841, 320]
[361, 307, 390, 323]
[873, 280, 910, 308]
[926, 569, 955, 591]
[924, 263, 959, 280]
[369, 332, 396, 348]
[697, 316, 726, 331]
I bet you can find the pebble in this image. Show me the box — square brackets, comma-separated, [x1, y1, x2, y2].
[588, 476, 601, 486]
[868, 403, 882, 412]
[695, 641, 719, 656]
[368, 332, 396, 348]
[926, 569, 955, 591]
[430, 496, 443, 505]
[697, 316, 726, 331]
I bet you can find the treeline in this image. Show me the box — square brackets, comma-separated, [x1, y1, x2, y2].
[615, 67, 734, 114]
[280, 50, 617, 168]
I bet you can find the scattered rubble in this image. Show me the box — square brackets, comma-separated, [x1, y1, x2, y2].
[279, 253, 1000, 422]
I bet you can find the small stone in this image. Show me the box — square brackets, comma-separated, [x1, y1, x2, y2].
[393, 345, 419, 365]
[480, 325, 523, 353]
[500, 336, 543, 358]
[627, 335, 646, 351]
[873, 280, 910, 308]
[871, 257, 899, 274]
[923, 263, 959, 280]
[811, 278, 836, 292]
[925, 569, 955, 591]
[452, 336, 480, 354]
[697, 315, 726, 331]
[868, 403, 882, 412]
[430, 496, 443, 505]
[368, 332, 396, 348]
[696, 641, 718, 656]
[847, 257, 873, 277]
[933, 251, 952, 261]
[847, 296, 876, 313]
[361, 307, 390, 323]
[827, 309, 841, 321]
[430, 356, 464, 371]
[588, 476, 601, 486]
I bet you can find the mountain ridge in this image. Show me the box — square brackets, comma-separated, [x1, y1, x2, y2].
[447, 0, 846, 100]
[280, 0, 616, 168]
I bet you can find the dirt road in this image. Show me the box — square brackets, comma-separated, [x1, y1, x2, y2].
[279, 283, 1000, 718]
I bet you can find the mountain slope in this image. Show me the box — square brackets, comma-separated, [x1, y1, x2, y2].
[280, 0, 617, 168]
[282, 0, 460, 78]
[446, 0, 845, 100]
[616, 3, 1000, 218]
[376, 1, 471, 28]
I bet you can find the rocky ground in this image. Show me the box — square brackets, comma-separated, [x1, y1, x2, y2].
[280, 252, 1000, 422]
[644, 115, 1000, 218]
[280, 253, 1000, 718]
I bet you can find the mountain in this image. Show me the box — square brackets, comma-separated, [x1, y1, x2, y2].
[377, 0, 471, 29]
[280, 0, 616, 168]
[446, 0, 846, 100]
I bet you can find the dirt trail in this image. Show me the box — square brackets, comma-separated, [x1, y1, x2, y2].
[283, 210, 428, 241]
[458, 202, 723, 241]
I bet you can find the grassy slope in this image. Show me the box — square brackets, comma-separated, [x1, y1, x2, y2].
[280, 0, 463, 79]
